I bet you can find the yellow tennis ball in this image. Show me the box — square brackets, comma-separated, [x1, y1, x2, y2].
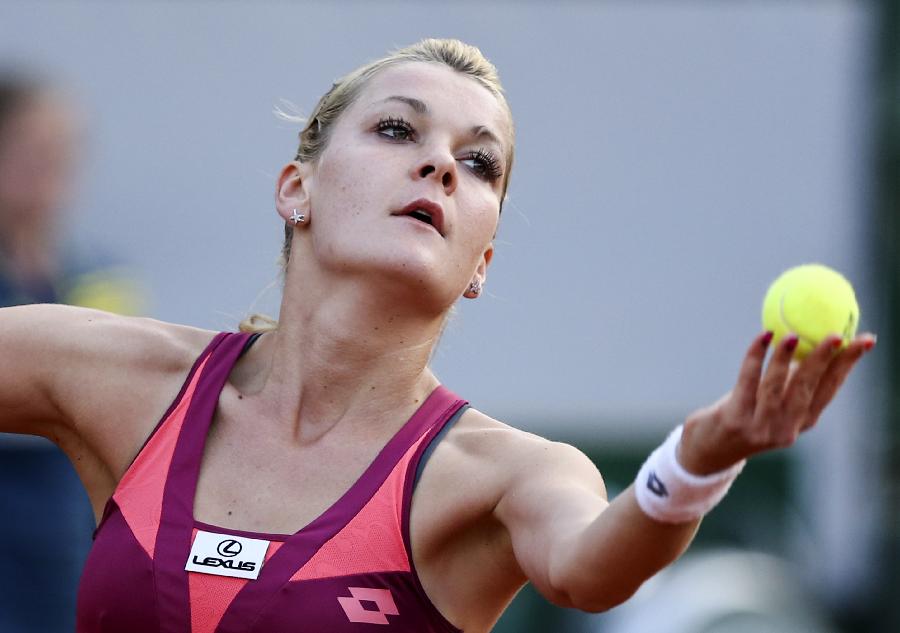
[762, 264, 860, 359]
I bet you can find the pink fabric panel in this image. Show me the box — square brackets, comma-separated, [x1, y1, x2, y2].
[289, 432, 429, 582]
[188, 528, 284, 633]
[113, 355, 211, 558]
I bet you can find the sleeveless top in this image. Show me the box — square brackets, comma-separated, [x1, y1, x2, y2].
[76, 332, 467, 633]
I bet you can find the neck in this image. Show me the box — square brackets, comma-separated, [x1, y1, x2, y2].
[236, 268, 446, 445]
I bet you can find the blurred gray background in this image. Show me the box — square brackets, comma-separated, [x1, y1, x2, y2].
[2, 1, 896, 632]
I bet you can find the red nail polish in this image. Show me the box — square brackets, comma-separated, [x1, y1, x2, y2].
[785, 335, 799, 352]
[762, 331, 774, 347]
[863, 337, 876, 352]
[831, 337, 844, 350]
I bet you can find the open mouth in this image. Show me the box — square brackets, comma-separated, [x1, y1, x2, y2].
[394, 198, 445, 236]
[406, 209, 435, 226]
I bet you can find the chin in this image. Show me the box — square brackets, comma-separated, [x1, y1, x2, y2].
[317, 238, 459, 309]
[369, 253, 458, 310]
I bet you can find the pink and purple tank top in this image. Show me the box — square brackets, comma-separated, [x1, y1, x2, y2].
[77, 332, 467, 632]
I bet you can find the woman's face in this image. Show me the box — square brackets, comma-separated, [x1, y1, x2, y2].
[284, 62, 511, 309]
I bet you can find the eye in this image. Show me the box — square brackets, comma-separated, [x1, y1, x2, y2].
[375, 116, 416, 141]
[461, 148, 503, 182]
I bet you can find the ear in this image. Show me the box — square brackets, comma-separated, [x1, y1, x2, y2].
[476, 243, 494, 283]
[275, 161, 313, 223]
[464, 243, 494, 298]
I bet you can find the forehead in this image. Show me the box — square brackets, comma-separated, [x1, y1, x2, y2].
[352, 62, 511, 149]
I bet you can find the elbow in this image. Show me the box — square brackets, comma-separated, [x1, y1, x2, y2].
[547, 555, 643, 614]
[567, 583, 641, 614]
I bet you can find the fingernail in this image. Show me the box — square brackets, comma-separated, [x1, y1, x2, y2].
[863, 335, 877, 352]
[762, 331, 774, 348]
[785, 334, 799, 352]
[830, 336, 844, 350]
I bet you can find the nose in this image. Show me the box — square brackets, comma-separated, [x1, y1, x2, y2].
[415, 147, 457, 196]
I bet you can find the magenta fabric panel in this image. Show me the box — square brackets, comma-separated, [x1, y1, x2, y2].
[248, 572, 460, 632]
[154, 332, 245, 632]
[76, 503, 160, 633]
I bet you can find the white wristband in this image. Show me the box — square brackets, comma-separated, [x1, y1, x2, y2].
[634, 425, 745, 524]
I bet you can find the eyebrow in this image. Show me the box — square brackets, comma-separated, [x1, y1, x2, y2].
[470, 125, 502, 148]
[379, 95, 505, 152]
[383, 95, 427, 114]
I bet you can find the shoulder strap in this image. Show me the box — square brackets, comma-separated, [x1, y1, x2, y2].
[413, 404, 470, 487]
[141, 332, 230, 451]
[153, 331, 254, 633]
[162, 332, 253, 502]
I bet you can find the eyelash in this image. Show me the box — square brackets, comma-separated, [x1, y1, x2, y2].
[376, 116, 415, 141]
[375, 116, 503, 183]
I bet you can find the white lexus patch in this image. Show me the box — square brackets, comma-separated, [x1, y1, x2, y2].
[184, 530, 271, 580]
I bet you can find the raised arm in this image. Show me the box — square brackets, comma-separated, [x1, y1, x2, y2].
[0, 306, 64, 437]
[0, 304, 209, 467]
[494, 331, 875, 613]
[0, 304, 96, 438]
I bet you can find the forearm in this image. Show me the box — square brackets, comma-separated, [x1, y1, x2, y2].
[520, 331, 874, 613]
[550, 484, 700, 612]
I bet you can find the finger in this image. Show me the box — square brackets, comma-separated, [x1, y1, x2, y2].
[756, 333, 798, 421]
[731, 331, 774, 412]
[804, 333, 876, 428]
[782, 334, 844, 427]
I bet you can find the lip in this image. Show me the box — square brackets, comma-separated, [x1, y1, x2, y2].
[393, 198, 446, 237]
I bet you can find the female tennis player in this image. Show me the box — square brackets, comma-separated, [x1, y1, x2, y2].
[0, 39, 875, 633]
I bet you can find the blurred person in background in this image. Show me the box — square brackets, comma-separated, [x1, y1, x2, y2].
[0, 71, 144, 631]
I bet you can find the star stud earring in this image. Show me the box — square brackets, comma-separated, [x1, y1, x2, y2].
[290, 209, 306, 225]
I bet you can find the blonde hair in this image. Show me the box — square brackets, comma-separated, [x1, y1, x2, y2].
[239, 38, 514, 334]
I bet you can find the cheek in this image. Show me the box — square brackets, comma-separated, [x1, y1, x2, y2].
[314, 149, 383, 219]
[455, 203, 498, 269]
[464, 194, 500, 242]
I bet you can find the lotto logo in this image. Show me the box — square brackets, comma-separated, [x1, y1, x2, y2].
[338, 587, 400, 625]
[647, 471, 668, 497]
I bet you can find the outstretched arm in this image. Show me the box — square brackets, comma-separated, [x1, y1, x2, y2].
[494, 331, 875, 613]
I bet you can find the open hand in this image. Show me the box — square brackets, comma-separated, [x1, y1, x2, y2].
[678, 331, 876, 475]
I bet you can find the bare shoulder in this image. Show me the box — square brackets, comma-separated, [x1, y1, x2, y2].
[0, 303, 216, 478]
[412, 407, 607, 629]
[446, 408, 606, 497]
[1, 303, 213, 396]
[418, 407, 606, 531]
[0, 302, 211, 367]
